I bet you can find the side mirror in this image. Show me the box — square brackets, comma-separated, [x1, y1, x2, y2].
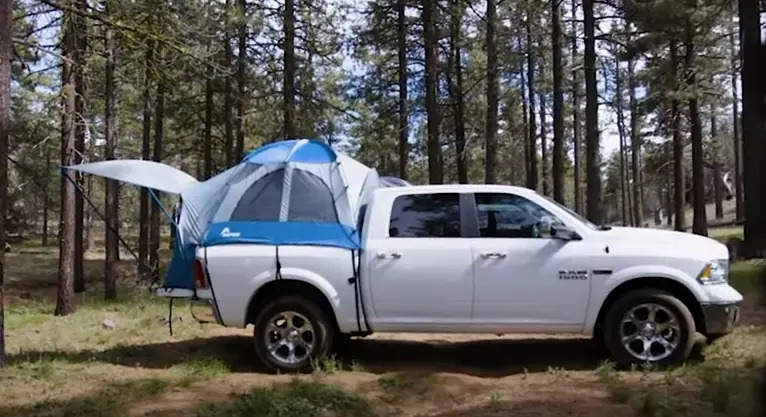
[551, 224, 582, 241]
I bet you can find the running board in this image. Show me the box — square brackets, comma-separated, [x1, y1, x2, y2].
[154, 288, 195, 298]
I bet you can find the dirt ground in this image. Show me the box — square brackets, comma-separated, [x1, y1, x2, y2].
[1, 241, 765, 417]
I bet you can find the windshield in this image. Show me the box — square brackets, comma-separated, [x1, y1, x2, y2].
[544, 196, 600, 231]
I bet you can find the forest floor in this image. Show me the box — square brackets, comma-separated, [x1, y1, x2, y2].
[1, 229, 765, 417]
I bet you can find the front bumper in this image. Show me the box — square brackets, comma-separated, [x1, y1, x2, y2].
[190, 299, 222, 325]
[700, 301, 742, 335]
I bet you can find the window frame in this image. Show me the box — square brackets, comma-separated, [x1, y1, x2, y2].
[385, 192, 476, 238]
[465, 192, 567, 239]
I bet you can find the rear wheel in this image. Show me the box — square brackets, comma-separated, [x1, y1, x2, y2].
[603, 289, 696, 367]
[253, 296, 334, 373]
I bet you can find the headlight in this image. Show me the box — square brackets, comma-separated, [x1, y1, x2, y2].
[697, 259, 729, 285]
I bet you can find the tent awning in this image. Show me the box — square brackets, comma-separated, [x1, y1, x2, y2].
[64, 160, 198, 195]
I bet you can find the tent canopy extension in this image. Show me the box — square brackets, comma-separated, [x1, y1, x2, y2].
[64, 139, 407, 294]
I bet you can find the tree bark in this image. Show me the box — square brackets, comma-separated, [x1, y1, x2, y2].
[615, 57, 628, 226]
[283, 0, 296, 139]
[628, 57, 643, 227]
[203, 75, 213, 178]
[684, 24, 707, 236]
[539, 85, 549, 196]
[584, 0, 601, 223]
[138, 41, 153, 279]
[525, 10, 538, 191]
[148, 71, 165, 283]
[104, 3, 118, 300]
[485, 0, 498, 184]
[518, 31, 531, 187]
[711, 111, 723, 219]
[224, 0, 234, 167]
[670, 41, 686, 232]
[56, 9, 77, 316]
[551, 0, 564, 203]
[449, 0, 468, 183]
[0, 0, 11, 367]
[235, 0, 246, 161]
[42, 147, 50, 246]
[397, 0, 409, 180]
[738, 0, 766, 256]
[730, 6, 743, 222]
[570, 0, 582, 213]
[423, 0, 442, 184]
[73, 0, 87, 293]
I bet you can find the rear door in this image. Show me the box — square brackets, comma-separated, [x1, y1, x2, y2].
[365, 191, 475, 330]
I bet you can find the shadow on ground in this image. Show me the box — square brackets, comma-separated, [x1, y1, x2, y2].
[7, 335, 609, 377]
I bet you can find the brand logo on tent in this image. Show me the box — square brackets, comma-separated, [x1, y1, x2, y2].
[220, 227, 241, 238]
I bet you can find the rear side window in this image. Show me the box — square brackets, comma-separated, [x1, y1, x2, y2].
[388, 193, 461, 238]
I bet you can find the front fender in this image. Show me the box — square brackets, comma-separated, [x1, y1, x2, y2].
[584, 264, 706, 333]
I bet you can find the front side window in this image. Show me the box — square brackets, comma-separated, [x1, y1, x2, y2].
[388, 193, 461, 238]
[475, 193, 564, 238]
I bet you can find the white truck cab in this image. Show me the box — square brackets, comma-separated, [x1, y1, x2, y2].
[191, 184, 743, 372]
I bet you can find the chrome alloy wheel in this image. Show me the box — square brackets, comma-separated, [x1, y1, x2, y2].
[264, 311, 315, 366]
[619, 303, 681, 362]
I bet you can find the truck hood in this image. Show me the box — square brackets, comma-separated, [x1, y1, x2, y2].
[600, 227, 729, 260]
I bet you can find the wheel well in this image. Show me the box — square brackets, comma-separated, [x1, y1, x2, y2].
[594, 277, 706, 335]
[246, 279, 340, 332]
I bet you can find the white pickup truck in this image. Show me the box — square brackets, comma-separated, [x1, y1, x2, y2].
[189, 184, 743, 372]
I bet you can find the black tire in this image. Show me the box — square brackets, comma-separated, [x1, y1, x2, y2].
[253, 295, 335, 373]
[603, 289, 696, 367]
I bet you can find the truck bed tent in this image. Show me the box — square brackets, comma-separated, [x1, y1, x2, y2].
[64, 139, 384, 295]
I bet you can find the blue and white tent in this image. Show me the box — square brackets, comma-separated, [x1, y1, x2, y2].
[65, 139, 401, 295]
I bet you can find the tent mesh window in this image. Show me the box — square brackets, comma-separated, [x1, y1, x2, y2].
[230, 169, 284, 221]
[287, 169, 339, 223]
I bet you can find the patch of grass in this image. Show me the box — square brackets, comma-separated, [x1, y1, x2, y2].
[174, 356, 231, 385]
[595, 361, 632, 404]
[709, 226, 743, 242]
[730, 260, 766, 296]
[311, 354, 344, 374]
[0, 378, 173, 417]
[196, 379, 376, 417]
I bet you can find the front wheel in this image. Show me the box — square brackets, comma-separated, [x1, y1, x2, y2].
[253, 296, 335, 373]
[603, 289, 696, 367]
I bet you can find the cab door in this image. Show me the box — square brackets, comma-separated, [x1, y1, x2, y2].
[467, 192, 592, 331]
[364, 191, 475, 331]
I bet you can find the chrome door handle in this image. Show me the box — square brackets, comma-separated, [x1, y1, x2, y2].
[481, 252, 507, 259]
[376, 252, 403, 259]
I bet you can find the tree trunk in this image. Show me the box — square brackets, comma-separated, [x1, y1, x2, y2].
[584, 0, 601, 223]
[56, 9, 77, 316]
[615, 57, 629, 226]
[485, 0, 498, 184]
[397, 0, 409, 180]
[235, 0, 246, 161]
[518, 31, 531, 187]
[670, 41, 686, 232]
[738, 0, 766, 256]
[449, 0, 468, 183]
[42, 147, 50, 246]
[283, 0, 296, 139]
[665, 142, 673, 226]
[628, 57, 643, 227]
[0, 0, 12, 367]
[730, 6, 743, 222]
[138, 41, 153, 279]
[104, 5, 118, 300]
[685, 25, 707, 237]
[539, 87, 549, 196]
[423, 0, 442, 184]
[571, 0, 582, 213]
[224, 0, 234, 167]
[525, 10, 538, 191]
[711, 111, 724, 219]
[204, 75, 213, 177]
[73, 0, 87, 293]
[148, 72, 165, 283]
[551, 0, 564, 203]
